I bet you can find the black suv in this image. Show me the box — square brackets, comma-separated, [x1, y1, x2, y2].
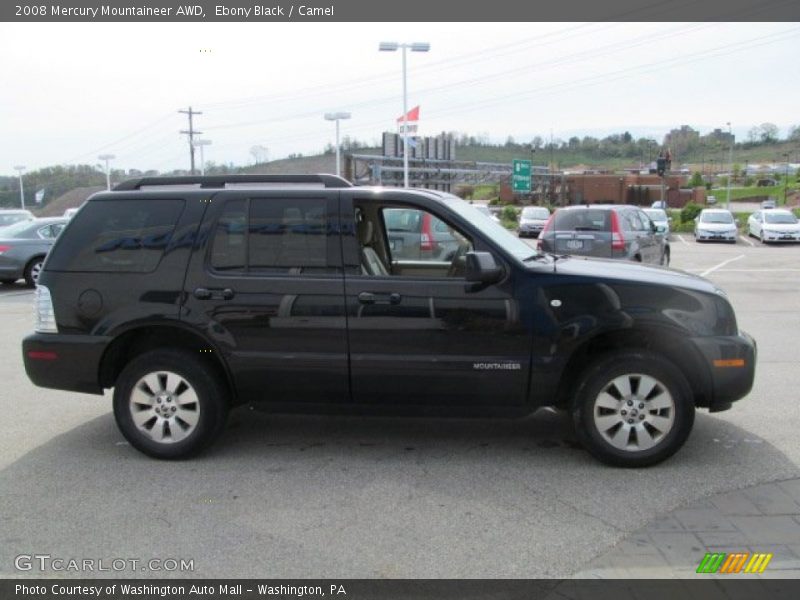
[538, 204, 670, 266]
[23, 175, 756, 467]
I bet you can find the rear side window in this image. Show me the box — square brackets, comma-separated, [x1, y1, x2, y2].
[210, 197, 330, 274]
[46, 199, 184, 272]
[552, 209, 611, 232]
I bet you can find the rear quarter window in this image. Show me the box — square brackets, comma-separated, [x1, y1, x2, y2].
[46, 199, 185, 273]
[552, 209, 611, 231]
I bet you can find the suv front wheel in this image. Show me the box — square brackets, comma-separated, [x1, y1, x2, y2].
[113, 349, 229, 459]
[571, 351, 694, 467]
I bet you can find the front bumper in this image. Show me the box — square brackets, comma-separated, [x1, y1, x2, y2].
[692, 330, 757, 411]
[696, 230, 737, 242]
[22, 333, 109, 395]
[761, 231, 800, 242]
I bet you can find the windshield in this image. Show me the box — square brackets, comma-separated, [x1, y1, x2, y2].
[700, 211, 734, 224]
[441, 196, 534, 261]
[521, 207, 549, 219]
[643, 209, 667, 221]
[765, 211, 798, 224]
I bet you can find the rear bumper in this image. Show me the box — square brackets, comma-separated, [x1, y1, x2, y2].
[692, 331, 757, 411]
[22, 333, 109, 395]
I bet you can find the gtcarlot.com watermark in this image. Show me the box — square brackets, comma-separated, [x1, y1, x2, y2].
[14, 554, 195, 573]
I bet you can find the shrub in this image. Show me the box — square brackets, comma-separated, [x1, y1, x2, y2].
[501, 205, 519, 222]
[680, 202, 703, 224]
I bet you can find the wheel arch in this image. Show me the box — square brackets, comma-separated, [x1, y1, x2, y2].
[554, 326, 712, 409]
[98, 323, 240, 405]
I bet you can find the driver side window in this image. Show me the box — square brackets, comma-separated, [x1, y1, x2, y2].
[354, 203, 472, 278]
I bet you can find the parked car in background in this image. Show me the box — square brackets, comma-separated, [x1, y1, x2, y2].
[747, 209, 800, 243]
[694, 209, 738, 243]
[650, 200, 667, 209]
[761, 199, 777, 210]
[517, 206, 551, 238]
[538, 204, 670, 266]
[0, 217, 69, 286]
[643, 208, 671, 237]
[0, 209, 34, 229]
[383, 207, 462, 261]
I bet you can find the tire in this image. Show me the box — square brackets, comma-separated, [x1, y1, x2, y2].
[660, 248, 670, 267]
[23, 257, 45, 287]
[571, 351, 695, 468]
[113, 349, 229, 459]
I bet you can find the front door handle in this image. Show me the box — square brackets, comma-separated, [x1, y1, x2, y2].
[194, 287, 235, 300]
[358, 292, 401, 305]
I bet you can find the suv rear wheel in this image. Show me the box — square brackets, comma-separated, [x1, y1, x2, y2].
[113, 349, 229, 459]
[571, 351, 694, 467]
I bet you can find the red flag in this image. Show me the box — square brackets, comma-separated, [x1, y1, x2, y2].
[396, 106, 420, 122]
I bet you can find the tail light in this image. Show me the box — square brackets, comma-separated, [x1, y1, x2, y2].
[0, 244, 11, 255]
[537, 215, 555, 250]
[34, 285, 58, 333]
[610, 211, 625, 251]
[420, 214, 436, 252]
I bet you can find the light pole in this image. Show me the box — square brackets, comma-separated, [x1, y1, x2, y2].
[379, 41, 430, 188]
[13, 165, 25, 209]
[324, 112, 351, 178]
[725, 123, 733, 210]
[98, 154, 115, 191]
[784, 153, 790, 205]
[193, 140, 212, 175]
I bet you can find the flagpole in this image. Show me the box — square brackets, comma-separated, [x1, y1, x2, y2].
[402, 45, 409, 188]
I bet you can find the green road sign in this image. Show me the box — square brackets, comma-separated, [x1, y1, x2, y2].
[512, 159, 531, 193]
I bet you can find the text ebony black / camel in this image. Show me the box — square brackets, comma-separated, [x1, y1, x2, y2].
[22, 175, 756, 467]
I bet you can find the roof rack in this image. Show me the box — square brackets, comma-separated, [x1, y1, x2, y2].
[113, 174, 352, 191]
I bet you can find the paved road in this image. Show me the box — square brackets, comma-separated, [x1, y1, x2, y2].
[1, 239, 799, 579]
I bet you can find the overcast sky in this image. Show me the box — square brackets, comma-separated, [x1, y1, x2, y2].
[2, 21, 798, 175]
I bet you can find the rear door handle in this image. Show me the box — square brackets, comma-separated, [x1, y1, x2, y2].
[358, 292, 376, 305]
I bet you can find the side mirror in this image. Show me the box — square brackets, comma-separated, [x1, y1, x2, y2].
[650, 221, 658, 233]
[465, 251, 503, 291]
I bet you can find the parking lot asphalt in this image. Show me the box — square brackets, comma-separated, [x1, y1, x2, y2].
[1, 236, 799, 579]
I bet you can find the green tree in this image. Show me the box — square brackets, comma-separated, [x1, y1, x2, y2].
[688, 171, 704, 188]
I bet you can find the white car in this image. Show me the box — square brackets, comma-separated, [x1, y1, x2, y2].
[748, 209, 800, 243]
[643, 208, 671, 237]
[517, 206, 551, 238]
[694, 209, 737, 243]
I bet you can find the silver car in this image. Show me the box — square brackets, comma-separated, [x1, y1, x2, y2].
[694, 209, 737, 243]
[643, 208, 671, 237]
[0, 218, 68, 286]
[0, 209, 34, 229]
[517, 206, 551, 238]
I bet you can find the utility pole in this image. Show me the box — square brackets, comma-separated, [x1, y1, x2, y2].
[179, 106, 203, 175]
[14, 165, 25, 209]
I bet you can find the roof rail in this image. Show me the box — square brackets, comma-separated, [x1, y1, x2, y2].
[113, 174, 352, 191]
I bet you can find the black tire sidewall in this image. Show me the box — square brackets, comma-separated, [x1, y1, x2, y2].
[24, 257, 43, 287]
[572, 351, 695, 468]
[113, 349, 228, 459]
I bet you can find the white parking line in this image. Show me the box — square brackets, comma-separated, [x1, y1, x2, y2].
[699, 255, 745, 277]
[677, 234, 689, 245]
[739, 235, 755, 247]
